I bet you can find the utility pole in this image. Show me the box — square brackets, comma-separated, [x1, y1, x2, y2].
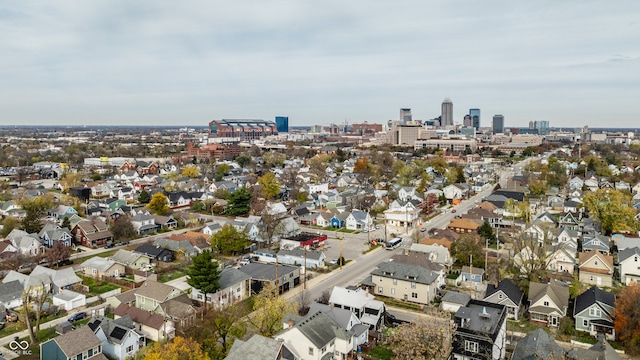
[339, 233, 343, 270]
[303, 247, 307, 290]
[275, 257, 279, 296]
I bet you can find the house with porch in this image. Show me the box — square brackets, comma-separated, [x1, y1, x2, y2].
[619, 246, 640, 284]
[82, 257, 126, 278]
[41, 326, 106, 360]
[73, 218, 114, 248]
[578, 250, 614, 287]
[574, 286, 616, 340]
[528, 281, 569, 327]
[483, 279, 524, 320]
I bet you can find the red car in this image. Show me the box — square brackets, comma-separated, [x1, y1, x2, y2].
[451, 209, 457, 213]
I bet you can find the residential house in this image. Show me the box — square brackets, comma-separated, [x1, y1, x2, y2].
[547, 247, 577, 275]
[0, 200, 20, 217]
[134, 280, 183, 312]
[619, 246, 640, 284]
[566, 335, 623, 360]
[0, 240, 17, 259]
[556, 228, 579, 250]
[384, 200, 420, 231]
[238, 263, 300, 294]
[73, 218, 114, 248]
[153, 233, 208, 257]
[558, 212, 581, 232]
[457, 266, 485, 286]
[82, 257, 126, 278]
[511, 328, 565, 360]
[200, 223, 223, 236]
[407, 243, 453, 270]
[483, 279, 524, 320]
[397, 186, 421, 202]
[451, 300, 507, 360]
[0, 280, 25, 310]
[578, 250, 614, 287]
[569, 176, 584, 190]
[277, 309, 360, 360]
[447, 218, 481, 234]
[443, 184, 469, 202]
[314, 212, 333, 228]
[39, 223, 73, 248]
[277, 248, 326, 269]
[441, 291, 471, 313]
[6, 229, 44, 256]
[113, 303, 174, 342]
[345, 210, 372, 231]
[49, 205, 78, 220]
[583, 233, 611, 254]
[327, 286, 385, 331]
[41, 325, 107, 360]
[370, 261, 443, 306]
[109, 249, 152, 270]
[156, 293, 201, 329]
[165, 191, 192, 209]
[130, 214, 158, 235]
[528, 281, 570, 327]
[88, 316, 146, 360]
[329, 211, 350, 228]
[226, 334, 296, 360]
[134, 244, 174, 263]
[574, 286, 616, 340]
[30, 265, 82, 294]
[2, 270, 52, 296]
[153, 215, 178, 230]
[190, 267, 251, 309]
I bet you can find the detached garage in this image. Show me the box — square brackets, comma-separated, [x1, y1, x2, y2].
[53, 290, 86, 311]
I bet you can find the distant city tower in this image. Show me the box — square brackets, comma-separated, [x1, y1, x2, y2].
[400, 108, 412, 124]
[275, 116, 289, 133]
[441, 98, 453, 126]
[469, 108, 480, 129]
[492, 115, 504, 134]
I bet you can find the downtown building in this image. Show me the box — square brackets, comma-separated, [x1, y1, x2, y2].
[208, 119, 278, 143]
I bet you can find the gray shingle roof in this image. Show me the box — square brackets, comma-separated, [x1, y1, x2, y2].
[53, 325, 102, 357]
[511, 328, 564, 360]
[372, 261, 439, 285]
[219, 268, 251, 290]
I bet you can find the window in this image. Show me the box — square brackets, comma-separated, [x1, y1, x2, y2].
[393, 279, 397, 285]
[635, 256, 638, 262]
[411, 292, 418, 298]
[465, 340, 479, 353]
[411, 282, 416, 289]
[92, 269, 97, 275]
[543, 301, 549, 307]
[330, 340, 335, 347]
[590, 276, 594, 281]
[140, 297, 145, 304]
[391, 288, 396, 295]
[499, 294, 503, 299]
[594, 260, 598, 266]
[197, 294, 203, 300]
[583, 319, 589, 327]
[321, 346, 326, 353]
[309, 347, 314, 355]
[378, 287, 383, 294]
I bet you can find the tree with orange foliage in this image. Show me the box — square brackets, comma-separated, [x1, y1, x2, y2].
[354, 157, 371, 177]
[142, 336, 210, 360]
[614, 282, 640, 356]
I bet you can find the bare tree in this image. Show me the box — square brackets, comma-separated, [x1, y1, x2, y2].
[297, 290, 311, 316]
[316, 290, 331, 305]
[386, 311, 456, 360]
[46, 241, 71, 269]
[21, 282, 49, 343]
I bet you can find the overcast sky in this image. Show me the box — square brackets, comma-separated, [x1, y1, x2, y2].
[1, 1, 639, 128]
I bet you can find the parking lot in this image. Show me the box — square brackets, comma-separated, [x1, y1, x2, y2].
[300, 226, 388, 264]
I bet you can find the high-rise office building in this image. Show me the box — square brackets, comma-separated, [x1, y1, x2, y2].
[275, 116, 289, 133]
[492, 115, 504, 134]
[463, 115, 472, 127]
[534, 120, 549, 135]
[529, 121, 534, 129]
[400, 108, 412, 124]
[469, 108, 480, 129]
[441, 98, 453, 126]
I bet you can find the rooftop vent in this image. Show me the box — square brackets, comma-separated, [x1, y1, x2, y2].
[479, 306, 491, 319]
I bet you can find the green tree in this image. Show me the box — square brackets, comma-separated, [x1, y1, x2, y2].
[215, 164, 230, 181]
[235, 154, 252, 169]
[258, 172, 281, 200]
[61, 216, 71, 230]
[20, 194, 55, 233]
[138, 189, 151, 204]
[211, 224, 251, 255]
[186, 250, 221, 311]
[450, 234, 485, 268]
[1, 216, 20, 237]
[147, 193, 170, 215]
[248, 282, 296, 337]
[478, 221, 496, 242]
[584, 189, 638, 235]
[226, 188, 251, 216]
[183, 304, 248, 359]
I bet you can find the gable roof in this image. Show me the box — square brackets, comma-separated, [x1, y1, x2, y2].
[619, 246, 640, 263]
[511, 328, 564, 360]
[441, 291, 471, 306]
[113, 303, 164, 329]
[53, 325, 102, 357]
[30, 265, 81, 289]
[219, 268, 251, 290]
[529, 282, 569, 310]
[226, 334, 289, 360]
[290, 310, 353, 348]
[82, 257, 119, 272]
[574, 286, 615, 316]
[484, 279, 524, 304]
[0, 280, 24, 304]
[579, 250, 614, 273]
[136, 280, 179, 302]
[372, 261, 440, 285]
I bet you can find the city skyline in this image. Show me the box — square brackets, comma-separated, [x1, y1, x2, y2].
[1, 1, 639, 127]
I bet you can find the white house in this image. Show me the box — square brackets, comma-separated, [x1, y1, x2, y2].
[619, 247, 640, 285]
[345, 210, 372, 231]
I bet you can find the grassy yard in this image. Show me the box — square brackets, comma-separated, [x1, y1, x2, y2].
[158, 268, 187, 283]
[373, 295, 423, 312]
[366, 344, 393, 360]
[79, 275, 121, 294]
[506, 319, 550, 334]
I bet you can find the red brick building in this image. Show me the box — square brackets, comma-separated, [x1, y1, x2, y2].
[208, 119, 277, 141]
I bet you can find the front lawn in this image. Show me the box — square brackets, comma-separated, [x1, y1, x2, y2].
[506, 319, 549, 334]
[366, 344, 393, 360]
[158, 269, 187, 283]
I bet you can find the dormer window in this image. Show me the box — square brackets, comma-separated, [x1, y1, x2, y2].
[594, 261, 598, 266]
[543, 301, 549, 307]
[635, 256, 638, 262]
[499, 294, 503, 299]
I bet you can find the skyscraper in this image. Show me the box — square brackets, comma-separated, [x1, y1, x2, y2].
[400, 108, 412, 124]
[534, 120, 549, 135]
[441, 98, 453, 126]
[463, 115, 472, 127]
[275, 116, 289, 133]
[469, 108, 480, 129]
[492, 115, 504, 134]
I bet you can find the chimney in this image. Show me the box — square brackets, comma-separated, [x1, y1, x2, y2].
[288, 319, 295, 328]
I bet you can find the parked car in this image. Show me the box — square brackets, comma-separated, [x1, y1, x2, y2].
[451, 209, 457, 213]
[0, 318, 6, 330]
[5, 310, 18, 322]
[68, 312, 87, 322]
[105, 243, 115, 249]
